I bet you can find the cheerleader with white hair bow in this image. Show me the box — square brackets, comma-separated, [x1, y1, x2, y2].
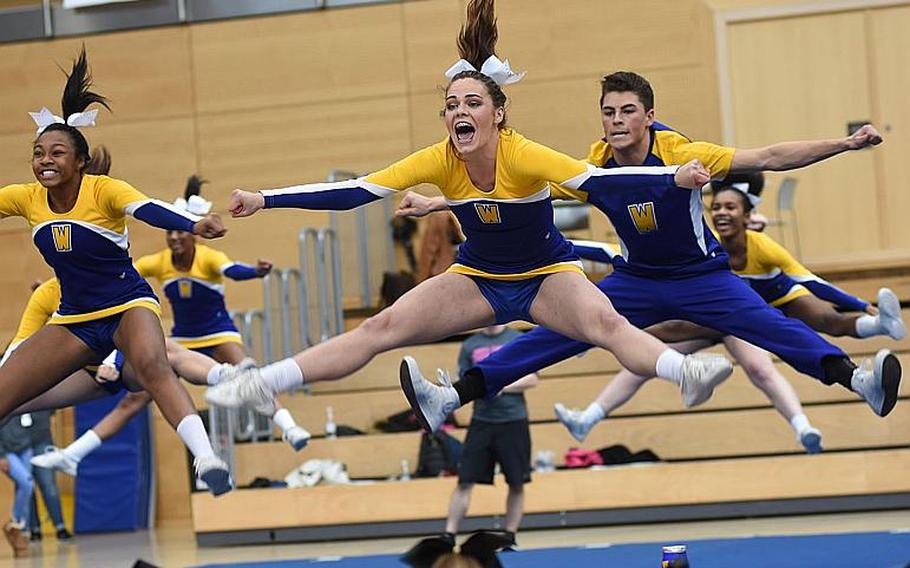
[0, 47, 232, 495]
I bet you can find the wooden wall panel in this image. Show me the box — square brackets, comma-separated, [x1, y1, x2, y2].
[0, 27, 194, 136]
[190, 4, 408, 114]
[194, 98, 411, 199]
[727, 12, 881, 261]
[869, 5, 910, 252]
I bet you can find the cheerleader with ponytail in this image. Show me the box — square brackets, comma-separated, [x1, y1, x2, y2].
[0, 48, 232, 495]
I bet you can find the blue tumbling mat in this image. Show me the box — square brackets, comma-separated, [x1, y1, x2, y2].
[192, 530, 910, 568]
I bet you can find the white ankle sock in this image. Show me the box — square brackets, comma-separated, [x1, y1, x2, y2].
[789, 413, 811, 435]
[272, 408, 297, 433]
[206, 363, 229, 386]
[65, 430, 102, 462]
[584, 402, 606, 423]
[176, 414, 215, 459]
[855, 315, 880, 338]
[260, 359, 304, 393]
[655, 349, 686, 385]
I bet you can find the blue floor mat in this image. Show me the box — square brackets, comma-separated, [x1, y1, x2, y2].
[193, 530, 910, 568]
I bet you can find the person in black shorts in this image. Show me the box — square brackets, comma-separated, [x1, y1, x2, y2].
[441, 325, 538, 547]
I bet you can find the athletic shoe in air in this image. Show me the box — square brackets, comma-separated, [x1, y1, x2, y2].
[399, 356, 460, 433]
[206, 367, 276, 415]
[852, 349, 901, 417]
[679, 353, 734, 407]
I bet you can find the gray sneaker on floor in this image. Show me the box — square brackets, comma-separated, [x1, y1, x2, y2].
[679, 353, 734, 407]
[399, 356, 460, 433]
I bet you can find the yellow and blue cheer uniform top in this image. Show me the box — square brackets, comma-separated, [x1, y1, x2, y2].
[734, 230, 867, 310]
[260, 129, 678, 281]
[555, 126, 735, 278]
[0, 175, 201, 324]
[134, 245, 260, 348]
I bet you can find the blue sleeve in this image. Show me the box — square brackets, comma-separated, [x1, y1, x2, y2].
[569, 240, 619, 265]
[223, 263, 260, 281]
[801, 279, 869, 311]
[130, 201, 196, 232]
[261, 178, 390, 211]
[560, 165, 678, 194]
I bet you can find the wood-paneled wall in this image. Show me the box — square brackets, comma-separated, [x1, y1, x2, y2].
[1, 0, 905, 526]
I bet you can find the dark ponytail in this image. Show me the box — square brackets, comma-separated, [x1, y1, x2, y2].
[184, 174, 207, 200]
[448, 0, 508, 129]
[39, 46, 110, 168]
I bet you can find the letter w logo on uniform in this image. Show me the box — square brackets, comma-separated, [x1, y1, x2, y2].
[627, 202, 658, 234]
[51, 223, 72, 252]
[474, 203, 501, 224]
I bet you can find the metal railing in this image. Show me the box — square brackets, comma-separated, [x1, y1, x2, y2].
[326, 169, 396, 310]
[298, 227, 344, 341]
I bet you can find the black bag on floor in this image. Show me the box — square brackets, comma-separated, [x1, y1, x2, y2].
[415, 430, 462, 477]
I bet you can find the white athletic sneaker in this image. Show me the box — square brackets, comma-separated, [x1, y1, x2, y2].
[30, 447, 79, 477]
[679, 353, 734, 407]
[205, 367, 276, 415]
[238, 357, 258, 371]
[851, 349, 902, 417]
[399, 356, 460, 433]
[283, 426, 312, 452]
[194, 455, 233, 496]
[798, 427, 823, 454]
[878, 288, 906, 340]
[554, 403, 599, 443]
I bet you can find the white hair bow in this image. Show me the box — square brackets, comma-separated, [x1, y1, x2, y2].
[730, 181, 762, 206]
[444, 55, 526, 86]
[173, 195, 213, 216]
[29, 107, 99, 136]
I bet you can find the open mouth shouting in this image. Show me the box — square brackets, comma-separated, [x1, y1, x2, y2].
[454, 121, 476, 145]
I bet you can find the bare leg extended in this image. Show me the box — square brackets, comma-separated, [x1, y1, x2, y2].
[0, 326, 97, 420]
[555, 339, 714, 442]
[782, 296, 862, 337]
[528, 272, 672, 377]
[206, 273, 496, 411]
[113, 308, 230, 495]
[722, 336, 822, 453]
[8, 370, 110, 416]
[289, 274, 494, 383]
[209, 342, 248, 365]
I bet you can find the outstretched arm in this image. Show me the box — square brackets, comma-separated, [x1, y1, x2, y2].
[731, 124, 882, 173]
[222, 259, 273, 280]
[569, 239, 621, 265]
[231, 146, 446, 218]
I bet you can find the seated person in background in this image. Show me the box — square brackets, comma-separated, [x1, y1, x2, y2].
[440, 325, 538, 548]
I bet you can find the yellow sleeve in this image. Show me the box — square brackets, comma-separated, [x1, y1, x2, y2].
[94, 176, 150, 219]
[0, 184, 32, 219]
[510, 137, 590, 202]
[202, 247, 233, 277]
[11, 279, 60, 344]
[133, 252, 161, 279]
[363, 144, 448, 192]
[667, 140, 735, 179]
[751, 231, 812, 278]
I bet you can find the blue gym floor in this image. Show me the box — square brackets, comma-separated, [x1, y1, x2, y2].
[193, 530, 910, 568]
